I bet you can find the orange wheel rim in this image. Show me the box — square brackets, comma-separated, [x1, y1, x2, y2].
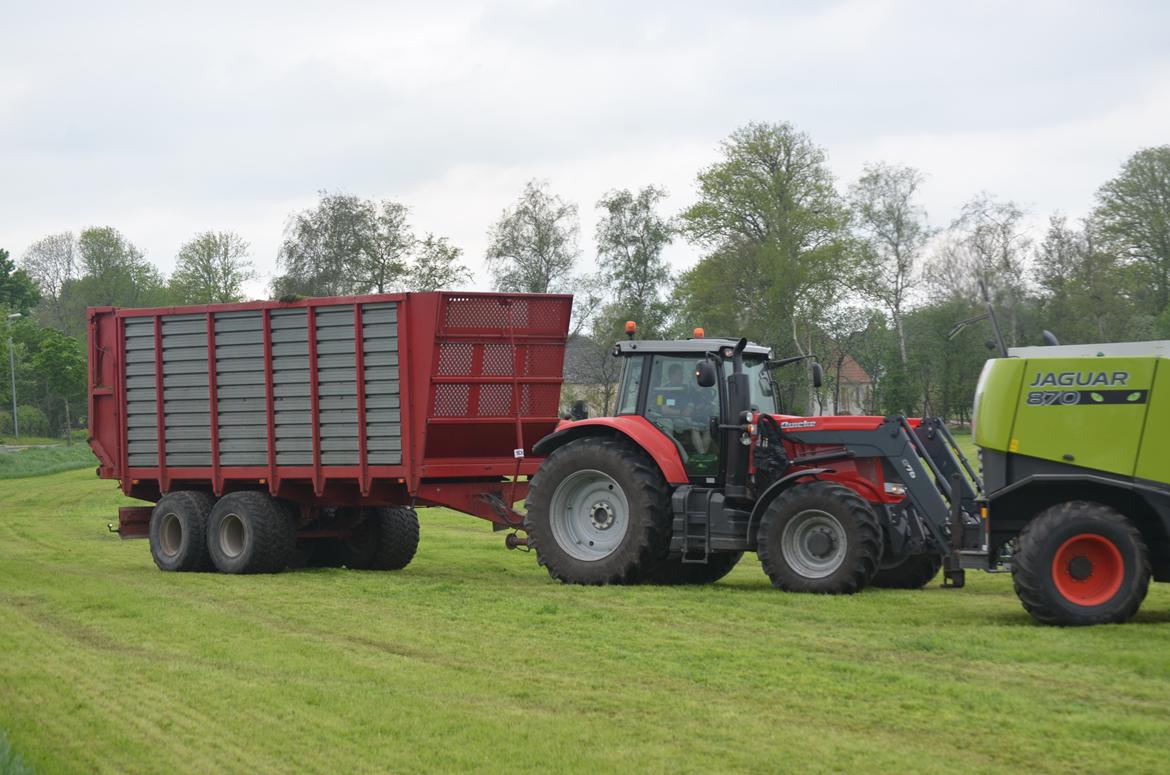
[1051, 533, 1124, 606]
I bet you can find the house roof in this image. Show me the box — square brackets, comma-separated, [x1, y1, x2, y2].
[838, 355, 871, 384]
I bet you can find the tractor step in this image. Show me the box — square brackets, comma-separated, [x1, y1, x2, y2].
[670, 487, 722, 563]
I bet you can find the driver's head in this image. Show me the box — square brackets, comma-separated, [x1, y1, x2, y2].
[668, 364, 684, 386]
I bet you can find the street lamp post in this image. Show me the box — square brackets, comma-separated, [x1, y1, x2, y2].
[6, 312, 20, 441]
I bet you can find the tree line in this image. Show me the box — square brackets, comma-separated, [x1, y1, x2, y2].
[2, 123, 1167, 438]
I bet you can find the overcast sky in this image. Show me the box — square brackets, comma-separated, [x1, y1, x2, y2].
[2, 0, 1168, 297]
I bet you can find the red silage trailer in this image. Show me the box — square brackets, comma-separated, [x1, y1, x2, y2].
[87, 291, 572, 573]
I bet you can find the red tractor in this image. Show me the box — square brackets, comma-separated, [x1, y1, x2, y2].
[524, 331, 987, 591]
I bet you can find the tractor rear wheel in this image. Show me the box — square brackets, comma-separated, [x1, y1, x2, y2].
[149, 491, 215, 572]
[1012, 501, 1150, 626]
[871, 552, 943, 589]
[647, 552, 743, 585]
[525, 437, 672, 585]
[757, 482, 882, 594]
[207, 491, 297, 574]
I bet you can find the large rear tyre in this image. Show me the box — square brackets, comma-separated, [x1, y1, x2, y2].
[207, 492, 297, 574]
[525, 437, 672, 585]
[871, 552, 943, 589]
[647, 552, 743, 585]
[757, 482, 882, 594]
[369, 507, 420, 570]
[1012, 501, 1150, 626]
[149, 491, 215, 572]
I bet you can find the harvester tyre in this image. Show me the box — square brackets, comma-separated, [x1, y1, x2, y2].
[1012, 501, 1150, 626]
[207, 492, 297, 574]
[757, 482, 882, 594]
[647, 552, 743, 585]
[149, 491, 215, 572]
[871, 552, 943, 589]
[525, 437, 672, 585]
[370, 507, 420, 570]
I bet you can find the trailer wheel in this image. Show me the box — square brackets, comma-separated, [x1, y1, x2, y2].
[149, 491, 215, 572]
[207, 492, 297, 574]
[370, 507, 420, 570]
[1012, 501, 1150, 626]
[647, 552, 743, 585]
[757, 482, 882, 594]
[525, 437, 671, 585]
[870, 552, 942, 589]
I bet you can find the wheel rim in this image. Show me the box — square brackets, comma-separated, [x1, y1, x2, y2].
[219, 513, 247, 559]
[159, 513, 183, 557]
[781, 509, 847, 579]
[548, 469, 629, 562]
[1051, 533, 1124, 606]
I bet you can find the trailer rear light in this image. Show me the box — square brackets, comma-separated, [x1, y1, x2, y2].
[883, 482, 907, 496]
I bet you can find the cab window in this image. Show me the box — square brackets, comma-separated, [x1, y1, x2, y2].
[615, 355, 645, 415]
[643, 355, 720, 476]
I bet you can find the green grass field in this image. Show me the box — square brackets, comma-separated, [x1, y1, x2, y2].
[2, 464, 1170, 774]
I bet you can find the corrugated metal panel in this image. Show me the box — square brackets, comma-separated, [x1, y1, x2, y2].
[162, 314, 210, 466]
[315, 305, 358, 465]
[362, 302, 402, 465]
[271, 308, 310, 465]
[214, 310, 266, 466]
[124, 317, 157, 466]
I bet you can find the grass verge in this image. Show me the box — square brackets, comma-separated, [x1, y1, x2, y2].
[0, 445, 96, 480]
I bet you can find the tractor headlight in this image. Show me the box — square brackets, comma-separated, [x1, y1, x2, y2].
[883, 482, 907, 497]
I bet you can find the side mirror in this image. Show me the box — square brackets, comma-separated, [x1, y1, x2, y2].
[810, 362, 823, 389]
[1042, 329, 1061, 347]
[695, 358, 718, 388]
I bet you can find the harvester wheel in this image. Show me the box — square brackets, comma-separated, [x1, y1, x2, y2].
[207, 491, 297, 574]
[525, 437, 671, 585]
[757, 482, 882, 594]
[370, 507, 420, 570]
[149, 491, 215, 572]
[647, 552, 743, 585]
[1012, 501, 1150, 626]
[871, 553, 943, 589]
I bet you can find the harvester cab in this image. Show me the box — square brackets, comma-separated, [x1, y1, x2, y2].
[526, 325, 988, 592]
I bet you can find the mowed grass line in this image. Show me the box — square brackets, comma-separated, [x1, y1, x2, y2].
[0, 445, 96, 480]
[1, 469, 1169, 774]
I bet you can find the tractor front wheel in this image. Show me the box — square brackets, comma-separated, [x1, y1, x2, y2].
[757, 482, 882, 594]
[525, 437, 672, 585]
[1012, 501, 1150, 626]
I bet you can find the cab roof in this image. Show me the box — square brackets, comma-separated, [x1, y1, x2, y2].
[615, 338, 772, 357]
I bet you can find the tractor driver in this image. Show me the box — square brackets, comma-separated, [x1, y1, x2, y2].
[658, 363, 715, 454]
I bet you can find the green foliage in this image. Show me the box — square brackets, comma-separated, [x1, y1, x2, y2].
[1092, 145, 1170, 313]
[169, 231, 254, 304]
[676, 122, 852, 351]
[486, 180, 580, 294]
[273, 193, 464, 297]
[594, 186, 675, 338]
[0, 250, 40, 315]
[2, 468, 1170, 773]
[410, 234, 471, 291]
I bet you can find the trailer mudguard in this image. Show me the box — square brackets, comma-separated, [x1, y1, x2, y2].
[532, 416, 690, 484]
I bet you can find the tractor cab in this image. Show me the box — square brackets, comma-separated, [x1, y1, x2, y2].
[611, 335, 778, 480]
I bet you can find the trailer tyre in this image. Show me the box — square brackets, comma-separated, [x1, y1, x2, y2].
[647, 552, 743, 585]
[207, 492, 297, 574]
[149, 491, 215, 572]
[1012, 501, 1150, 626]
[871, 552, 943, 589]
[525, 437, 672, 585]
[370, 507, 420, 571]
[757, 482, 882, 594]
